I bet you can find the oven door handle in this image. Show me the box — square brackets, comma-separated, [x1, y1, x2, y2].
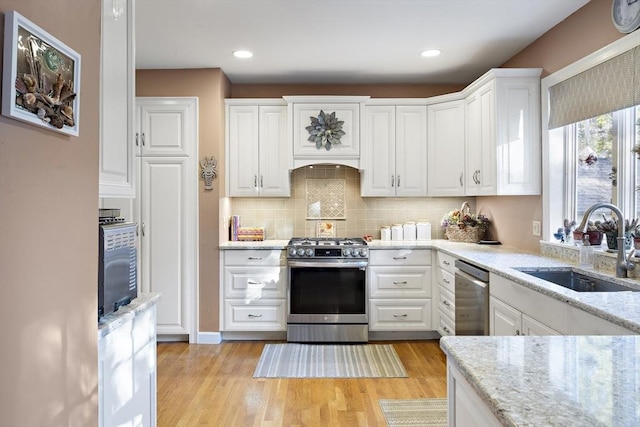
[287, 260, 368, 268]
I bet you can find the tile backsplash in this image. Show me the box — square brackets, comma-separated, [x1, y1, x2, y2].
[228, 165, 476, 240]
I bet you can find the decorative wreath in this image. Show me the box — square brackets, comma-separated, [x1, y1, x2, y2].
[305, 110, 345, 151]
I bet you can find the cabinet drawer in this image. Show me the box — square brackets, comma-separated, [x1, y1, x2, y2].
[437, 251, 456, 273]
[223, 266, 286, 299]
[224, 249, 285, 266]
[436, 268, 455, 294]
[223, 300, 286, 331]
[438, 309, 455, 336]
[369, 267, 432, 298]
[369, 249, 431, 266]
[438, 285, 455, 319]
[369, 299, 432, 331]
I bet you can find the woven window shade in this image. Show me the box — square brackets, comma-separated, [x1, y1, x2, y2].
[548, 46, 640, 129]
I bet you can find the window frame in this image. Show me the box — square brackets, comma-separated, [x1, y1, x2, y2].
[541, 31, 640, 240]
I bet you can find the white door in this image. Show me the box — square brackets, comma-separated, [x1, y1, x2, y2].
[489, 296, 521, 336]
[361, 105, 396, 196]
[227, 105, 259, 196]
[427, 100, 465, 196]
[137, 98, 196, 157]
[522, 314, 560, 336]
[258, 105, 290, 196]
[395, 106, 428, 197]
[135, 97, 198, 342]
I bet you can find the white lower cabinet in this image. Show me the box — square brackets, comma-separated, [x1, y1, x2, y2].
[489, 274, 568, 336]
[221, 249, 287, 331]
[99, 304, 157, 427]
[436, 251, 457, 336]
[447, 361, 502, 427]
[368, 249, 433, 331]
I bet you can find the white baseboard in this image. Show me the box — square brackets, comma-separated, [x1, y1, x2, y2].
[197, 331, 222, 344]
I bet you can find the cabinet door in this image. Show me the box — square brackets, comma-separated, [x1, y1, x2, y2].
[99, 0, 135, 198]
[139, 157, 193, 336]
[495, 77, 540, 195]
[137, 98, 196, 157]
[489, 296, 521, 336]
[522, 314, 561, 336]
[258, 106, 290, 196]
[477, 84, 497, 195]
[395, 106, 428, 196]
[427, 100, 465, 196]
[227, 105, 260, 196]
[361, 106, 396, 196]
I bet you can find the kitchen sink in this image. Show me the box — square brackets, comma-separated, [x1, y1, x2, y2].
[515, 268, 640, 293]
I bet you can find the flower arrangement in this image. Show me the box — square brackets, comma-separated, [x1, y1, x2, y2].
[306, 110, 345, 151]
[441, 207, 490, 230]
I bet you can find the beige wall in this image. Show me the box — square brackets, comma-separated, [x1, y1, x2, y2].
[136, 68, 231, 332]
[231, 83, 465, 98]
[476, 0, 626, 252]
[0, 1, 100, 426]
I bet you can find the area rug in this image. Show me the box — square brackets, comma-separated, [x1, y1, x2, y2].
[253, 343, 408, 378]
[379, 398, 448, 427]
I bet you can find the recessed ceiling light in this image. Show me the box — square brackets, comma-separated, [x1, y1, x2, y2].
[233, 50, 253, 59]
[420, 49, 441, 58]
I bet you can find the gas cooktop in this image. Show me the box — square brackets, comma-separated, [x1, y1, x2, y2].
[287, 237, 368, 259]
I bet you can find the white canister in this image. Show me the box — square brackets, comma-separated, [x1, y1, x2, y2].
[416, 221, 432, 240]
[391, 224, 404, 241]
[380, 226, 391, 241]
[403, 222, 416, 241]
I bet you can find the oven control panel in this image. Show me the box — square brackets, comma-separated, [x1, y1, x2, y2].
[287, 246, 368, 258]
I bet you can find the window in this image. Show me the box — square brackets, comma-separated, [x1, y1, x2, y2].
[564, 107, 637, 227]
[542, 36, 640, 241]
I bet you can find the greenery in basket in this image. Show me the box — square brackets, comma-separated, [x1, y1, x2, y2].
[441, 208, 490, 230]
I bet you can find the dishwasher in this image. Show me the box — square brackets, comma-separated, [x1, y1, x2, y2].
[454, 259, 490, 335]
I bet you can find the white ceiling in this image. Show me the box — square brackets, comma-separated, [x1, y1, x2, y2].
[135, 0, 591, 84]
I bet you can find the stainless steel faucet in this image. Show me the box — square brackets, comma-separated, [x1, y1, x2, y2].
[576, 203, 635, 278]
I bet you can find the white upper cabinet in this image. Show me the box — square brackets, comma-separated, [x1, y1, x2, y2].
[99, 0, 135, 198]
[361, 104, 428, 197]
[427, 100, 465, 196]
[226, 100, 290, 197]
[464, 69, 542, 195]
[136, 98, 197, 157]
[285, 96, 370, 169]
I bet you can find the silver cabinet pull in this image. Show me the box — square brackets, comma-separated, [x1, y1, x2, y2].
[247, 314, 263, 318]
[248, 256, 263, 260]
[443, 260, 450, 265]
[391, 175, 395, 187]
[393, 281, 408, 285]
[443, 278, 450, 285]
[459, 172, 463, 187]
[260, 175, 264, 187]
[254, 175, 258, 188]
[396, 175, 400, 187]
[141, 222, 146, 237]
[135, 133, 139, 146]
[247, 280, 263, 285]
[393, 314, 408, 318]
[443, 300, 451, 306]
[393, 256, 407, 260]
[443, 326, 451, 333]
[515, 330, 521, 336]
[476, 170, 481, 184]
[141, 133, 146, 146]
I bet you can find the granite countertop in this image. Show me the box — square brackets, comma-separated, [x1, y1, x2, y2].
[220, 239, 640, 333]
[98, 292, 161, 340]
[440, 335, 640, 427]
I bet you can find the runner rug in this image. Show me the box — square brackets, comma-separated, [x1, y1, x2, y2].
[378, 398, 448, 427]
[253, 343, 408, 378]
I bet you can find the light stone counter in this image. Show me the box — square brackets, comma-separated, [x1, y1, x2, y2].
[98, 292, 161, 339]
[440, 335, 640, 427]
[219, 240, 289, 250]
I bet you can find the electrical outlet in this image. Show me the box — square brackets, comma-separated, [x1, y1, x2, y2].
[532, 220, 541, 237]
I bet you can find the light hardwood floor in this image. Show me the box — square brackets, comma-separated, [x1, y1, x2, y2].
[157, 340, 447, 427]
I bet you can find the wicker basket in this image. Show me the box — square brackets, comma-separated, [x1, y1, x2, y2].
[444, 202, 486, 243]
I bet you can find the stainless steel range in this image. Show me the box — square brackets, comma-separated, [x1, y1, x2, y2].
[286, 237, 369, 343]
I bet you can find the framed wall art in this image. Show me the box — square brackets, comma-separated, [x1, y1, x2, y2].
[2, 10, 81, 136]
